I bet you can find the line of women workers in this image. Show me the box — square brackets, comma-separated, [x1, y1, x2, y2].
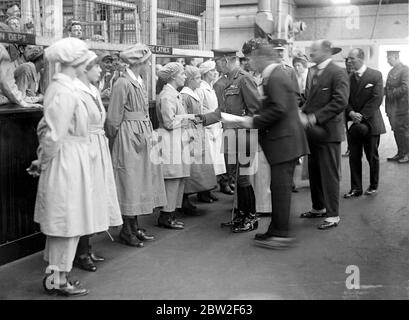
[28, 37, 230, 297]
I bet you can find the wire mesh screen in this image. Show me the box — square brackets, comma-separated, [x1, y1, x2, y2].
[0, 0, 36, 34]
[62, 0, 143, 44]
[1, 0, 216, 50]
[155, 0, 215, 50]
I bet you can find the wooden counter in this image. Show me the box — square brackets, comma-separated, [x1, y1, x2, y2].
[0, 105, 44, 266]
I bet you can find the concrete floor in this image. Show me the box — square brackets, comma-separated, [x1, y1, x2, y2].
[1, 127, 408, 300]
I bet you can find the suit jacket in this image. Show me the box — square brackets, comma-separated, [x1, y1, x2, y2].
[345, 67, 386, 136]
[303, 61, 350, 143]
[253, 65, 309, 166]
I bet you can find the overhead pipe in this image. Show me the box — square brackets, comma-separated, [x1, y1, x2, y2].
[255, 0, 274, 35]
[277, 0, 283, 38]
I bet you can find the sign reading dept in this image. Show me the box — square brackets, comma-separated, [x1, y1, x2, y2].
[148, 45, 173, 55]
[0, 31, 36, 45]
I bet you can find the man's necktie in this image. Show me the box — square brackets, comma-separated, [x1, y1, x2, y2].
[354, 72, 361, 84]
[312, 68, 320, 87]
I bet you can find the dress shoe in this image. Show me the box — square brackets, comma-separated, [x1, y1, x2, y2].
[74, 255, 97, 272]
[256, 212, 271, 218]
[135, 229, 155, 241]
[343, 190, 363, 199]
[208, 191, 219, 201]
[119, 217, 144, 247]
[364, 188, 378, 196]
[43, 276, 89, 297]
[232, 214, 259, 233]
[254, 237, 296, 250]
[119, 230, 144, 247]
[182, 195, 197, 210]
[221, 210, 244, 227]
[220, 184, 234, 195]
[197, 192, 213, 203]
[387, 154, 402, 161]
[398, 155, 409, 164]
[158, 212, 185, 230]
[255, 232, 275, 241]
[89, 252, 105, 262]
[318, 220, 339, 230]
[300, 211, 327, 218]
[158, 218, 185, 230]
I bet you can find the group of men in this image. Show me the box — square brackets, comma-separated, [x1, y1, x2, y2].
[209, 38, 408, 249]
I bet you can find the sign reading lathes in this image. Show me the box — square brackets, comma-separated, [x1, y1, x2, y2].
[148, 45, 173, 55]
[0, 31, 36, 45]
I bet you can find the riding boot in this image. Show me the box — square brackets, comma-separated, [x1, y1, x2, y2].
[232, 186, 258, 233]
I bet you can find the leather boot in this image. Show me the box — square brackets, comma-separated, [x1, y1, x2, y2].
[197, 192, 213, 203]
[171, 211, 185, 228]
[130, 216, 155, 241]
[119, 217, 144, 247]
[221, 209, 245, 227]
[181, 194, 198, 215]
[231, 186, 258, 233]
[232, 212, 259, 233]
[158, 212, 184, 230]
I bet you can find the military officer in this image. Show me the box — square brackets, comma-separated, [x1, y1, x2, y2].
[269, 39, 302, 105]
[199, 48, 261, 233]
[385, 50, 409, 164]
[213, 63, 234, 195]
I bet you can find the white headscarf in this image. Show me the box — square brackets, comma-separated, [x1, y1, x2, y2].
[157, 62, 184, 82]
[45, 37, 89, 66]
[120, 44, 152, 65]
[199, 60, 216, 75]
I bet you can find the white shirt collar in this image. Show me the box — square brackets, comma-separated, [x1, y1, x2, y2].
[317, 58, 332, 70]
[356, 64, 367, 77]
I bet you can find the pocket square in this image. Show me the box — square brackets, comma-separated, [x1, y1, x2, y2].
[365, 83, 374, 88]
[321, 87, 329, 91]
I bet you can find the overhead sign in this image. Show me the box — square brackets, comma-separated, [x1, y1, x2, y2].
[148, 45, 173, 55]
[0, 31, 36, 45]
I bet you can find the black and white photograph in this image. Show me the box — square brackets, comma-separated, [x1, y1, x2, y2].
[0, 0, 408, 306]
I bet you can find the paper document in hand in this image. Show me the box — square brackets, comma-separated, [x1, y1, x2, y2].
[175, 114, 196, 120]
[221, 112, 245, 124]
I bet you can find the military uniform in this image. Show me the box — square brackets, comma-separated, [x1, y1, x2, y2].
[213, 75, 228, 111]
[201, 48, 261, 232]
[223, 67, 260, 118]
[385, 61, 409, 160]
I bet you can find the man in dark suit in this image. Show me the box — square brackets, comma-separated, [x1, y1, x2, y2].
[299, 40, 350, 230]
[240, 40, 309, 248]
[344, 48, 386, 198]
